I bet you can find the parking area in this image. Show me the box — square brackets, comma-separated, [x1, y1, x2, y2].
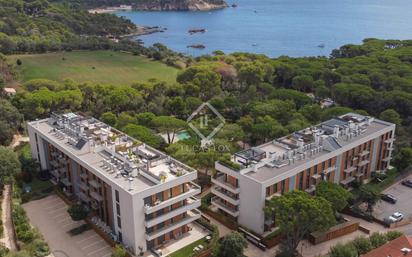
[374, 175, 412, 222]
[23, 194, 112, 257]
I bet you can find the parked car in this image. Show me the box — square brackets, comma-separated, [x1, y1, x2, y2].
[401, 179, 412, 188]
[388, 212, 404, 223]
[381, 193, 397, 204]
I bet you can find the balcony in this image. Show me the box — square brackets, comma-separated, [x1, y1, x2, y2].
[344, 166, 357, 173]
[144, 182, 201, 214]
[90, 191, 103, 202]
[145, 209, 201, 241]
[384, 138, 395, 144]
[305, 185, 316, 194]
[59, 167, 68, 175]
[323, 166, 336, 174]
[145, 197, 201, 228]
[88, 180, 101, 188]
[211, 174, 240, 194]
[211, 197, 239, 217]
[49, 160, 58, 167]
[79, 181, 88, 191]
[265, 192, 281, 201]
[359, 150, 370, 157]
[211, 186, 240, 205]
[382, 156, 392, 162]
[50, 169, 60, 178]
[340, 176, 355, 186]
[79, 173, 88, 179]
[357, 160, 369, 167]
[78, 192, 90, 202]
[312, 174, 321, 180]
[61, 177, 71, 187]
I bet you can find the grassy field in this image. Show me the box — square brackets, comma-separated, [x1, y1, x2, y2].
[8, 50, 179, 85]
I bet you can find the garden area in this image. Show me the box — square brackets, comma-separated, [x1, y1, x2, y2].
[167, 218, 218, 257]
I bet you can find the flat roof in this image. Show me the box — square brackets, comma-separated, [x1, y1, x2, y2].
[231, 113, 394, 183]
[30, 113, 197, 194]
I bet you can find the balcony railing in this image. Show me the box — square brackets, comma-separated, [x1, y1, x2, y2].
[90, 191, 103, 202]
[145, 197, 201, 228]
[211, 197, 239, 217]
[145, 209, 201, 241]
[344, 166, 357, 173]
[357, 160, 369, 167]
[79, 173, 88, 179]
[78, 192, 90, 202]
[88, 180, 101, 188]
[359, 150, 370, 157]
[144, 182, 201, 214]
[382, 156, 392, 162]
[211, 186, 240, 205]
[322, 166, 336, 174]
[61, 177, 71, 187]
[211, 174, 240, 194]
[305, 185, 316, 194]
[384, 138, 395, 144]
[79, 181, 88, 191]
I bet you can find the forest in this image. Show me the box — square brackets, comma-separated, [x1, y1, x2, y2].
[0, 0, 143, 54]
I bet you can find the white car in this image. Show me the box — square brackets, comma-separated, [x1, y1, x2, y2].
[388, 212, 404, 223]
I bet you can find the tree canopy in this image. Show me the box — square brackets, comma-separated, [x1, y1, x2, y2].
[316, 181, 352, 212]
[265, 191, 335, 256]
[0, 146, 21, 184]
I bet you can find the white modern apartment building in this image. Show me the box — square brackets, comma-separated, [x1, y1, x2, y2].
[211, 113, 396, 235]
[27, 113, 201, 255]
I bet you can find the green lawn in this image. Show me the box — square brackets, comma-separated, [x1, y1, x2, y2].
[8, 50, 179, 85]
[168, 237, 209, 257]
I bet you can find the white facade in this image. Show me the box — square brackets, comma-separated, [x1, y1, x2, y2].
[28, 113, 201, 254]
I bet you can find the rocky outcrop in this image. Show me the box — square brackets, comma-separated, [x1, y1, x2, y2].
[133, 0, 228, 11]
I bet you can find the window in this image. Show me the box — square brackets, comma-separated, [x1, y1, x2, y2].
[117, 216, 122, 228]
[115, 190, 120, 203]
[116, 203, 120, 216]
[118, 232, 122, 242]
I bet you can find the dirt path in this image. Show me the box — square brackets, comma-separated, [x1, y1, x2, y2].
[0, 185, 17, 250]
[9, 134, 29, 149]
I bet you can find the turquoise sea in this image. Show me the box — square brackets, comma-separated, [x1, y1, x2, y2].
[115, 0, 412, 57]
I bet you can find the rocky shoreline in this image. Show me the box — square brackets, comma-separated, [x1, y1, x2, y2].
[89, 0, 228, 13]
[134, 0, 228, 11]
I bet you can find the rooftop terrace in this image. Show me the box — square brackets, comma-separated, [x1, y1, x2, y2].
[30, 113, 196, 194]
[224, 113, 394, 182]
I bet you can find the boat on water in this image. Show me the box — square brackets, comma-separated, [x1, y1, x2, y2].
[188, 29, 207, 34]
[317, 43, 325, 48]
[232, 3, 237, 7]
[187, 44, 206, 49]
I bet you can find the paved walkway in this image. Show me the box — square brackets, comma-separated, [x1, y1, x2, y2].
[0, 185, 17, 250]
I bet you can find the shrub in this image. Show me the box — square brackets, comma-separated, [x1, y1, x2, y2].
[370, 232, 387, 248]
[68, 224, 91, 236]
[30, 238, 50, 257]
[329, 243, 358, 257]
[352, 236, 372, 255]
[112, 244, 127, 257]
[67, 204, 88, 221]
[385, 231, 403, 241]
